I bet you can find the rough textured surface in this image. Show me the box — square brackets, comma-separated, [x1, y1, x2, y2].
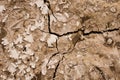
[0, 0, 120, 80]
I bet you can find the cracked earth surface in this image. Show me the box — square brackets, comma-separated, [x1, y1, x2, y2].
[0, 0, 120, 80]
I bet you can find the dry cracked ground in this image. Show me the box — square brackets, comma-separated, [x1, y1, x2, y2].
[0, 0, 120, 80]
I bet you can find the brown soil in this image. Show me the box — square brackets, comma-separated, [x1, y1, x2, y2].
[0, 0, 120, 80]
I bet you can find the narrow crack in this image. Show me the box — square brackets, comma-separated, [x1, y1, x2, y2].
[83, 27, 120, 35]
[47, 13, 51, 33]
[94, 66, 106, 80]
[47, 52, 59, 66]
[48, 10, 120, 38]
[59, 28, 82, 37]
[53, 56, 64, 80]
[46, 38, 59, 66]
[55, 39, 59, 51]
[53, 60, 60, 80]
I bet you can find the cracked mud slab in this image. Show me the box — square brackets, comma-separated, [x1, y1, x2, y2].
[0, 0, 120, 80]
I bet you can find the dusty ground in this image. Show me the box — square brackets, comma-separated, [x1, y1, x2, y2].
[0, 0, 120, 80]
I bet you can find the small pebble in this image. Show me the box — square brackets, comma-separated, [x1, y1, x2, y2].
[110, 6, 117, 13]
[107, 38, 113, 45]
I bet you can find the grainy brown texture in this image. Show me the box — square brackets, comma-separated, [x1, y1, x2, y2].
[0, 0, 120, 80]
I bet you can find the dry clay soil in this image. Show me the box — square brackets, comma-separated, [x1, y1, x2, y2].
[0, 0, 120, 80]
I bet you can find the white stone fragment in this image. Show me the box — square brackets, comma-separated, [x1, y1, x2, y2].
[24, 34, 34, 43]
[17, 44, 23, 48]
[19, 54, 28, 60]
[30, 19, 44, 31]
[47, 34, 58, 47]
[15, 60, 22, 65]
[41, 58, 49, 75]
[2, 15, 8, 22]
[25, 43, 31, 48]
[18, 64, 27, 73]
[64, 12, 69, 18]
[0, 5, 5, 12]
[24, 48, 34, 56]
[54, 13, 67, 22]
[25, 74, 33, 80]
[41, 4, 49, 14]
[40, 33, 47, 41]
[14, 5, 20, 8]
[48, 64, 55, 69]
[48, 59, 59, 69]
[76, 21, 80, 26]
[50, 14, 57, 24]
[8, 42, 14, 49]
[35, 0, 49, 14]
[35, 56, 39, 62]
[38, 17, 45, 30]
[26, 67, 31, 72]
[30, 62, 36, 68]
[103, 32, 107, 37]
[18, 70, 26, 76]
[24, 13, 30, 19]
[9, 48, 20, 59]
[35, 0, 44, 8]
[107, 38, 113, 45]
[50, 59, 59, 65]
[25, 27, 30, 34]
[30, 25, 37, 31]
[14, 34, 23, 44]
[7, 63, 17, 74]
[68, 34, 72, 40]
[22, 59, 28, 64]
[77, 54, 82, 58]
[1, 38, 9, 45]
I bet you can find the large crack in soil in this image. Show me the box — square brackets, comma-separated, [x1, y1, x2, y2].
[46, 0, 120, 38]
[1, 0, 120, 80]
